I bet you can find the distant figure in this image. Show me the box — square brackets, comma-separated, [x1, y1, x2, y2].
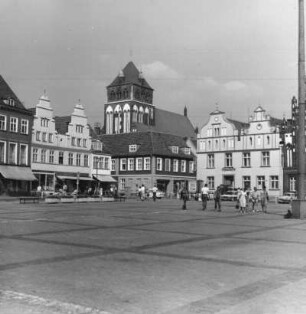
[239, 188, 247, 214]
[138, 186, 142, 200]
[284, 209, 292, 219]
[201, 184, 209, 210]
[180, 185, 188, 210]
[250, 187, 260, 213]
[141, 184, 146, 201]
[88, 187, 93, 195]
[63, 183, 68, 195]
[152, 185, 158, 202]
[214, 186, 222, 211]
[37, 185, 42, 198]
[260, 186, 269, 213]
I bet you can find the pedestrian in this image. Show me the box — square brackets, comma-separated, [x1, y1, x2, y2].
[141, 184, 146, 201]
[238, 188, 247, 214]
[260, 186, 269, 213]
[138, 186, 142, 201]
[250, 187, 260, 213]
[180, 185, 188, 210]
[214, 186, 222, 211]
[152, 185, 158, 202]
[63, 183, 68, 195]
[37, 185, 42, 198]
[201, 183, 209, 210]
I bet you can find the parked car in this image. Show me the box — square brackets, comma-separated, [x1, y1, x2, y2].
[148, 189, 165, 199]
[278, 192, 297, 204]
[220, 190, 238, 201]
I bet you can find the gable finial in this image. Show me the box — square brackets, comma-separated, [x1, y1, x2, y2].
[215, 102, 219, 111]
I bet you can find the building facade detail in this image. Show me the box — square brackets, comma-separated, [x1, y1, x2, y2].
[197, 107, 283, 197]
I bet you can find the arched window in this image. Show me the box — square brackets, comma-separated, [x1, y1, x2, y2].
[138, 106, 144, 123]
[123, 104, 130, 133]
[123, 89, 129, 99]
[110, 91, 115, 101]
[144, 107, 149, 125]
[267, 136, 270, 145]
[114, 105, 122, 134]
[116, 90, 122, 100]
[249, 137, 253, 146]
[106, 106, 113, 134]
[132, 105, 138, 122]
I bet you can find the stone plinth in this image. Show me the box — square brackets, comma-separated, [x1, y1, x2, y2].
[292, 199, 306, 219]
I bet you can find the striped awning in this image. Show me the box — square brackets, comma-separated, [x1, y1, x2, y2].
[0, 166, 37, 181]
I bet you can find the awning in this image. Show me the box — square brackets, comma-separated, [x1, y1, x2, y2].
[93, 175, 117, 183]
[0, 166, 37, 181]
[57, 175, 93, 181]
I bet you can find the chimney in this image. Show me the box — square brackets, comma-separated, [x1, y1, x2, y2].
[184, 106, 187, 117]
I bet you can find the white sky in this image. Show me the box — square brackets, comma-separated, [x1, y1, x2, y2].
[0, 0, 299, 128]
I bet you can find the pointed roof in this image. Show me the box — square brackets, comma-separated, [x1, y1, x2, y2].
[108, 61, 153, 90]
[0, 75, 25, 109]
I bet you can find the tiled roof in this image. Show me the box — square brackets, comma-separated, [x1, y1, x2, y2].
[54, 116, 71, 134]
[108, 61, 153, 90]
[0, 75, 27, 110]
[100, 132, 194, 159]
[227, 118, 249, 130]
[130, 108, 196, 139]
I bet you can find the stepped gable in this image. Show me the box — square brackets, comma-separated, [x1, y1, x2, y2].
[108, 61, 153, 90]
[54, 116, 71, 134]
[0, 75, 26, 109]
[100, 132, 194, 159]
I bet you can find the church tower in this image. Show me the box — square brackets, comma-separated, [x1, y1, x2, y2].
[104, 61, 155, 134]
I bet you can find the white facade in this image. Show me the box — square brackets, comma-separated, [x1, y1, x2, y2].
[197, 107, 283, 197]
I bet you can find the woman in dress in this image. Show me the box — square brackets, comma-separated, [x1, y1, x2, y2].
[239, 188, 247, 214]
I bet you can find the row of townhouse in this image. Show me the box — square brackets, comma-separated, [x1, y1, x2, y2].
[196, 106, 285, 198]
[0, 75, 115, 196]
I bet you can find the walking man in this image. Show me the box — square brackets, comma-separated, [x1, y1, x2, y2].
[201, 183, 209, 210]
[260, 185, 269, 213]
[181, 185, 188, 210]
[214, 186, 222, 211]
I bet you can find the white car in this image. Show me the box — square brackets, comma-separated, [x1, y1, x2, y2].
[278, 192, 297, 204]
[148, 189, 165, 199]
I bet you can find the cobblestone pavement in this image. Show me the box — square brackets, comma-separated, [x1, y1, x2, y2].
[0, 198, 305, 314]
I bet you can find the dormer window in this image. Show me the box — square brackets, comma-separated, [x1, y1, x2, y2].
[76, 125, 84, 133]
[181, 147, 190, 155]
[129, 144, 138, 152]
[171, 146, 179, 154]
[9, 98, 15, 106]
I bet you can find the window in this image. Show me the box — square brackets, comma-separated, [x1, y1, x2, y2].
[249, 137, 253, 146]
[0, 141, 5, 163]
[208, 140, 212, 150]
[266, 136, 270, 145]
[228, 139, 234, 148]
[41, 118, 49, 127]
[289, 177, 296, 191]
[8, 143, 17, 164]
[182, 147, 190, 155]
[42, 132, 47, 142]
[128, 158, 134, 171]
[165, 159, 171, 172]
[48, 133, 53, 143]
[20, 144, 27, 165]
[76, 125, 84, 133]
[71, 137, 76, 146]
[207, 128, 213, 137]
[105, 157, 109, 170]
[214, 127, 220, 136]
[68, 153, 74, 165]
[59, 151, 64, 165]
[9, 98, 15, 106]
[120, 178, 126, 190]
[20, 119, 29, 134]
[257, 136, 262, 146]
[111, 159, 116, 171]
[10, 117, 18, 132]
[0, 115, 6, 130]
[207, 177, 215, 190]
[120, 158, 127, 171]
[84, 155, 89, 167]
[157, 158, 163, 171]
[129, 144, 137, 152]
[41, 149, 46, 163]
[76, 154, 81, 166]
[171, 146, 179, 154]
[93, 156, 99, 169]
[225, 153, 233, 167]
[144, 157, 151, 170]
[49, 150, 54, 164]
[221, 127, 227, 136]
[242, 152, 251, 167]
[242, 176, 251, 190]
[261, 152, 270, 167]
[181, 160, 186, 172]
[199, 140, 205, 151]
[33, 148, 38, 163]
[91, 141, 102, 151]
[83, 139, 87, 148]
[215, 140, 219, 150]
[76, 138, 81, 147]
[207, 154, 214, 168]
[136, 158, 143, 170]
[36, 131, 41, 141]
[270, 176, 279, 189]
[257, 176, 266, 188]
[189, 161, 194, 173]
[173, 159, 178, 172]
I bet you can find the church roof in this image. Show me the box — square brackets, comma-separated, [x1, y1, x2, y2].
[130, 108, 196, 139]
[108, 61, 153, 90]
[100, 131, 195, 159]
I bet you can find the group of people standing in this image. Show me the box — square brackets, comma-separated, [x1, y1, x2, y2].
[180, 183, 270, 214]
[237, 186, 269, 214]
